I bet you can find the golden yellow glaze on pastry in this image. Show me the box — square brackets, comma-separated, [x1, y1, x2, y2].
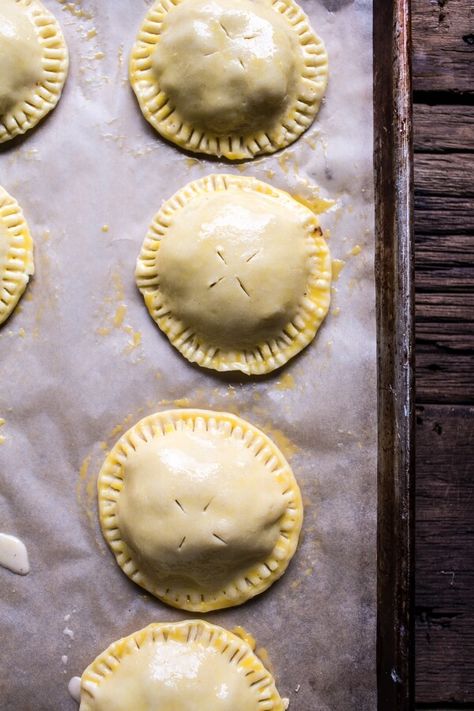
[0, 186, 34, 325]
[136, 174, 331, 375]
[80, 620, 286, 710]
[130, 0, 328, 159]
[98, 409, 303, 612]
[0, 0, 68, 143]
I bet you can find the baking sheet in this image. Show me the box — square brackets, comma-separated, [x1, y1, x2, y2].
[0, 0, 376, 709]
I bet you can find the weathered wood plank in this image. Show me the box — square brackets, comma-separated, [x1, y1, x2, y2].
[415, 154, 474, 197]
[413, 0, 473, 705]
[417, 292, 474, 322]
[414, 151, 474, 234]
[414, 155, 474, 405]
[415, 404, 474, 703]
[416, 284, 474, 405]
[415, 195, 474, 235]
[416, 351, 474, 404]
[416, 248, 473, 407]
[416, 233, 474, 266]
[412, 0, 474, 93]
[414, 104, 474, 153]
[417, 321, 474, 351]
[416, 238, 474, 291]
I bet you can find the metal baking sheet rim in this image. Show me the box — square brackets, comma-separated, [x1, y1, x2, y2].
[374, 0, 414, 708]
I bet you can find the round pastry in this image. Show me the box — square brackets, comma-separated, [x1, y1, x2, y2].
[129, 0, 328, 159]
[136, 174, 331, 375]
[0, 186, 34, 326]
[79, 620, 286, 710]
[0, 0, 68, 143]
[98, 409, 303, 612]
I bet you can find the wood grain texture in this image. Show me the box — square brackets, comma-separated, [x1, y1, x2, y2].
[413, 0, 474, 705]
[416, 235, 474, 292]
[412, 0, 474, 93]
[415, 234, 474, 404]
[415, 195, 474, 235]
[414, 153, 474, 405]
[414, 104, 474, 153]
[414, 152, 474, 236]
[415, 154, 474, 197]
[415, 405, 474, 703]
[415, 153, 474, 236]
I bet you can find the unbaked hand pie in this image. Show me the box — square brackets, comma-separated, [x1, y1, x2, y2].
[0, 187, 34, 326]
[79, 620, 287, 710]
[0, 0, 68, 143]
[136, 174, 331, 375]
[98, 409, 303, 612]
[130, 0, 328, 159]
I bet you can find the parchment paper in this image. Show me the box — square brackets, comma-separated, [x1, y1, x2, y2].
[0, 1, 376, 709]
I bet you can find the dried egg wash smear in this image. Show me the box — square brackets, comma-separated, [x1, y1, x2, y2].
[0, 186, 34, 326]
[0, 0, 68, 143]
[129, 0, 328, 159]
[136, 174, 331, 375]
[77, 621, 287, 710]
[68, 677, 81, 703]
[98, 409, 303, 612]
[0, 533, 29, 575]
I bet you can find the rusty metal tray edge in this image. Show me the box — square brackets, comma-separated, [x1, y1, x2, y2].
[374, 0, 415, 708]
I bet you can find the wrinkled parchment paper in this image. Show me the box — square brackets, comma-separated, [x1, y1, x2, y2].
[0, 1, 375, 708]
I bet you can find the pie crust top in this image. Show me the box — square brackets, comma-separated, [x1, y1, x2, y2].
[136, 174, 331, 375]
[98, 409, 303, 612]
[0, 0, 68, 143]
[130, 0, 328, 159]
[80, 620, 286, 711]
[0, 186, 34, 326]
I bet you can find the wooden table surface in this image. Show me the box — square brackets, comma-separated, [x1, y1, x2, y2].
[412, 0, 473, 706]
